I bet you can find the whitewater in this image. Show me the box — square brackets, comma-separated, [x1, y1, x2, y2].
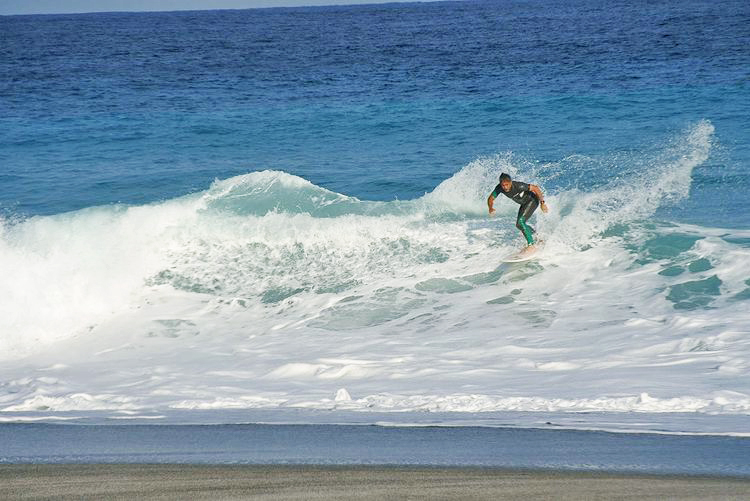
[2, 120, 749, 433]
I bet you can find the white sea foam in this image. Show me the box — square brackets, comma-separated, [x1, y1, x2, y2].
[1, 121, 749, 433]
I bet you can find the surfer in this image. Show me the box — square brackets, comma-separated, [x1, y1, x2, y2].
[487, 173, 548, 247]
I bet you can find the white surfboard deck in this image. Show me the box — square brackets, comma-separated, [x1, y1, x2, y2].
[502, 240, 544, 263]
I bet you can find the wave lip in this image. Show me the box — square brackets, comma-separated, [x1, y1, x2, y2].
[546, 119, 714, 248]
[200, 170, 366, 217]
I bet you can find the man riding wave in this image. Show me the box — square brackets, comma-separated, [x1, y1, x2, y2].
[488, 173, 548, 248]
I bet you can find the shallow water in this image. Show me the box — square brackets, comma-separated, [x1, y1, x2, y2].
[1, 423, 749, 476]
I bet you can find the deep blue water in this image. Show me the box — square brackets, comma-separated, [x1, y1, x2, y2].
[1, 424, 749, 476]
[1, 0, 749, 226]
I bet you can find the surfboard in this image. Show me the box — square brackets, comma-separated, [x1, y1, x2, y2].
[502, 240, 544, 263]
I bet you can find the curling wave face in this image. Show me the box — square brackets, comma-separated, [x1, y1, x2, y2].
[1, 121, 750, 424]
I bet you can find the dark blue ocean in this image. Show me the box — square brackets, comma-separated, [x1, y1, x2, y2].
[2, 0, 748, 224]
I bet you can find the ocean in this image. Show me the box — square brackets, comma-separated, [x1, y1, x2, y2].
[1, 0, 750, 440]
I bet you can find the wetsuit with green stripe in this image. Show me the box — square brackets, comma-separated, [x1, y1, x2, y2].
[491, 181, 539, 245]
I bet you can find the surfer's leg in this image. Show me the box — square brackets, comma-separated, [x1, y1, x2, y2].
[516, 198, 539, 245]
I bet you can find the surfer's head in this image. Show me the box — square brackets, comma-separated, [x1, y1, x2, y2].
[499, 173, 512, 192]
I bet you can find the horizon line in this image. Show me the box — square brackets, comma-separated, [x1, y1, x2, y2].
[0, 0, 454, 17]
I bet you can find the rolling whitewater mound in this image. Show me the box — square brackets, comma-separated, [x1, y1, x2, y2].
[1, 121, 749, 427]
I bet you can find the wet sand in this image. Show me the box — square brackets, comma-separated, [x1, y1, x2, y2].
[1, 465, 749, 500]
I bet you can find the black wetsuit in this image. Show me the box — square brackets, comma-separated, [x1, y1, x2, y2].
[491, 181, 539, 245]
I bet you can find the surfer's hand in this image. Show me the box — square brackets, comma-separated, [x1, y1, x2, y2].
[540, 201, 548, 213]
[488, 208, 495, 216]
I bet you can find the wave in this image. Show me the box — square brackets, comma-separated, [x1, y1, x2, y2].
[0, 120, 727, 352]
[1, 120, 749, 423]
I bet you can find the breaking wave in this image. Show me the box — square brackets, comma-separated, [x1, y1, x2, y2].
[2, 120, 749, 424]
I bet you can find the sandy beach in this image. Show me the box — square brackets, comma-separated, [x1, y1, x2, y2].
[1, 465, 748, 500]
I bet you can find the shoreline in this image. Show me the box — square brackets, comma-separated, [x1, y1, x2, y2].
[2, 464, 749, 500]
[2, 408, 750, 437]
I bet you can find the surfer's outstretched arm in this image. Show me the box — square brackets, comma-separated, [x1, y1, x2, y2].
[487, 194, 496, 215]
[529, 184, 548, 213]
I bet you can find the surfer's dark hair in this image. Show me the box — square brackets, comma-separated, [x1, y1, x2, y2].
[499, 173, 511, 182]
